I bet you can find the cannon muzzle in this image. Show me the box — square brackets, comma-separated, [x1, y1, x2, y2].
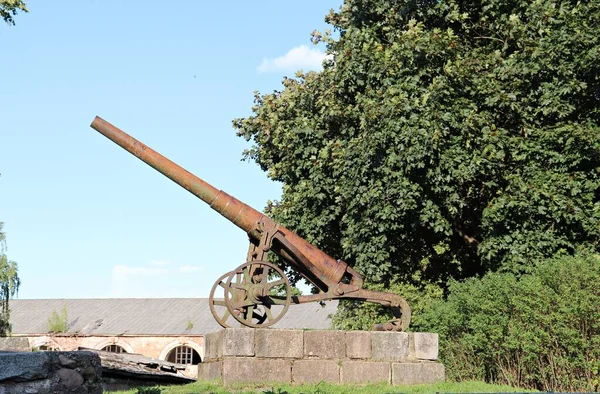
[90, 116, 265, 237]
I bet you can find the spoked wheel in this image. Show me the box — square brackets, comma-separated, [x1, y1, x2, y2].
[209, 271, 236, 328]
[224, 260, 291, 328]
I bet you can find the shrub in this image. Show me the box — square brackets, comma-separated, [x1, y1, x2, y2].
[419, 253, 600, 391]
[47, 305, 68, 333]
[332, 276, 443, 331]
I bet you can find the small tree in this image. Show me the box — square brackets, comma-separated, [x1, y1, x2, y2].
[0, 222, 20, 336]
[47, 305, 68, 334]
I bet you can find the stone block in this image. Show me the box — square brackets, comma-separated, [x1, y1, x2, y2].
[222, 358, 291, 385]
[340, 361, 390, 384]
[0, 352, 49, 381]
[58, 354, 77, 368]
[293, 360, 339, 384]
[0, 337, 30, 352]
[346, 331, 371, 359]
[371, 332, 409, 361]
[57, 368, 84, 389]
[392, 362, 445, 385]
[0, 378, 52, 394]
[413, 333, 438, 360]
[0, 351, 102, 394]
[255, 329, 303, 358]
[304, 330, 345, 359]
[223, 328, 255, 357]
[197, 361, 222, 381]
[204, 330, 223, 361]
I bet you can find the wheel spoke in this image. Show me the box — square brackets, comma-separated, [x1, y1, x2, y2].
[213, 300, 227, 307]
[267, 278, 286, 289]
[218, 280, 226, 289]
[222, 309, 230, 322]
[245, 305, 254, 323]
[264, 306, 274, 322]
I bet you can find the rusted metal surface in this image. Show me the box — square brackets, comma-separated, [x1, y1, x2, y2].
[89, 116, 411, 331]
[224, 261, 291, 328]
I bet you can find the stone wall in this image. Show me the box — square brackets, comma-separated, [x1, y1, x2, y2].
[0, 351, 102, 394]
[198, 328, 444, 386]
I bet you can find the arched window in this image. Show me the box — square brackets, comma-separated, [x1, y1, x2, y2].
[102, 344, 127, 353]
[166, 345, 201, 365]
[39, 345, 60, 351]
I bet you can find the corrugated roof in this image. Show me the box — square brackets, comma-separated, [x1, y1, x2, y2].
[9, 298, 338, 335]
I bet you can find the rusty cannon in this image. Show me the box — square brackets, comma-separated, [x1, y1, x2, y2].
[89, 116, 411, 331]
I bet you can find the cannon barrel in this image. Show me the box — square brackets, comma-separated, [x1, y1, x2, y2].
[90, 116, 350, 288]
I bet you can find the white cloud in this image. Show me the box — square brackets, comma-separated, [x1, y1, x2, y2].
[112, 265, 169, 282]
[179, 265, 204, 273]
[257, 45, 331, 74]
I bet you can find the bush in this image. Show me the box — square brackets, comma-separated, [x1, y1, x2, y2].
[332, 276, 443, 331]
[419, 254, 600, 391]
[47, 305, 68, 333]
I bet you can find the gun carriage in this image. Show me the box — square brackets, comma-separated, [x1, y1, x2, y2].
[89, 117, 411, 331]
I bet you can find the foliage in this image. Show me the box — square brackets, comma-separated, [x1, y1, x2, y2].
[234, 0, 600, 287]
[185, 318, 194, 330]
[111, 380, 527, 394]
[332, 274, 442, 330]
[47, 305, 68, 333]
[0, 0, 27, 25]
[0, 222, 20, 336]
[418, 253, 600, 392]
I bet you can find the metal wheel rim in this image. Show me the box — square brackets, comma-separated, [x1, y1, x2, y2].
[224, 260, 291, 328]
[209, 271, 236, 328]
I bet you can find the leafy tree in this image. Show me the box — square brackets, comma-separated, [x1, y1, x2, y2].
[1, 0, 27, 25]
[0, 222, 20, 336]
[235, 0, 600, 288]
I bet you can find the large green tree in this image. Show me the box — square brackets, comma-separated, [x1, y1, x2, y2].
[1, 0, 27, 25]
[235, 0, 600, 287]
[0, 222, 20, 336]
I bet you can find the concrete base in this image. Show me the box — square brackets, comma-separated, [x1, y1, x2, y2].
[198, 328, 444, 385]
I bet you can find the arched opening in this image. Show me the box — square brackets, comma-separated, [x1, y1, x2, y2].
[102, 344, 127, 353]
[94, 338, 135, 354]
[39, 344, 60, 351]
[166, 345, 201, 365]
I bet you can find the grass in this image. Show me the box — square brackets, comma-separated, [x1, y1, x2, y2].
[110, 380, 531, 394]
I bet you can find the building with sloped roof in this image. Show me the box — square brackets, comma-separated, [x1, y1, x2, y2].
[8, 298, 338, 377]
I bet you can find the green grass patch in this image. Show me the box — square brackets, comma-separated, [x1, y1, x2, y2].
[110, 380, 530, 394]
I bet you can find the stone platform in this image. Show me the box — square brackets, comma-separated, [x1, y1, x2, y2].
[197, 328, 444, 385]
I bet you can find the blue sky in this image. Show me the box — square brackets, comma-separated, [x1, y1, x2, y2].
[0, 0, 341, 299]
